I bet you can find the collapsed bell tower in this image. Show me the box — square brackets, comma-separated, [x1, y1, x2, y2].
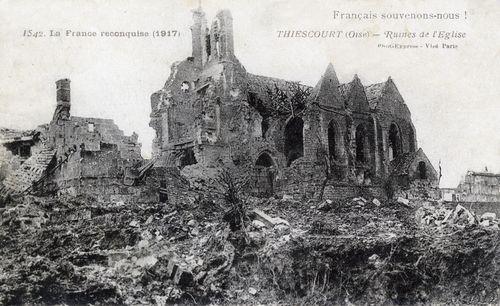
[190, 6, 208, 67]
[190, 7, 236, 68]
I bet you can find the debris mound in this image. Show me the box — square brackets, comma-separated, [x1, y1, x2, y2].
[0, 191, 498, 305]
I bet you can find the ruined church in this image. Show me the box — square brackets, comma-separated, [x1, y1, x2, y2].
[148, 7, 438, 200]
[0, 7, 439, 203]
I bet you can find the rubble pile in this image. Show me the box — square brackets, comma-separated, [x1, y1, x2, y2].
[0, 189, 499, 305]
[416, 202, 499, 229]
[0, 192, 237, 305]
[221, 195, 499, 305]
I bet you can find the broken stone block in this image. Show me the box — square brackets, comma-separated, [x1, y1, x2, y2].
[252, 208, 276, 227]
[368, 254, 383, 269]
[135, 255, 158, 268]
[397, 197, 410, 206]
[453, 204, 476, 225]
[372, 198, 381, 207]
[480, 220, 490, 227]
[442, 210, 453, 223]
[274, 223, 290, 235]
[481, 212, 496, 221]
[173, 268, 194, 287]
[252, 219, 266, 229]
[248, 287, 257, 295]
[190, 227, 200, 236]
[166, 258, 179, 279]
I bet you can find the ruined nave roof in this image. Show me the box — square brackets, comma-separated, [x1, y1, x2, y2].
[246, 65, 404, 113]
[364, 81, 386, 110]
[246, 73, 312, 98]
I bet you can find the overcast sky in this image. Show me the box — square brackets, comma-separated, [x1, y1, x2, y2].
[0, 0, 498, 187]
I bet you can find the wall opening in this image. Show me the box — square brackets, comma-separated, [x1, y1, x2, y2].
[409, 127, 416, 152]
[376, 122, 384, 162]
[181, 81, 190, 93]
[388, 123, 402, 161]
[179, 147, 197, 168]
[284, 117, 304, 167]
[254, 152, 275, 197]
[248, 92, 270, 139]
[328, 120, 340, 160]
[418, 161, 427, 179]
[19, 145, 31, 158]
[261, 117, 270, 139]
[355, 124, 367, 163]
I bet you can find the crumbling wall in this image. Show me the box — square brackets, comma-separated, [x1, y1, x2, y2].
[455, 172, 500, 202]
[377, 114, 416, 163]
[42, 81, 143, 198]
[0, 146, 18, 182]
[394, 180, 440, 200]
[323, 184, 387, 201]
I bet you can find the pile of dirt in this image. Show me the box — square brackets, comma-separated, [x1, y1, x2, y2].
[223, 196, 500, 305]
[0, 192, 233, 305]
[0, 189, 499, 305]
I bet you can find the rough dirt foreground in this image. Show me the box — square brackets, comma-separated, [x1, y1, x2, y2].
[0, 191, 499, 305]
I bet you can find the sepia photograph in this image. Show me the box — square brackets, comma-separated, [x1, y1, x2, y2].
[0, 0, 499, 304]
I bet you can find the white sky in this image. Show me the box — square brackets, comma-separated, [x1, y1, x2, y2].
[0, 0, 498, 188]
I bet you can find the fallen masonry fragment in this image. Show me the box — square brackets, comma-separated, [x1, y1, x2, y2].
[0, 147, 55, 196]
[416, 202, 499, 229]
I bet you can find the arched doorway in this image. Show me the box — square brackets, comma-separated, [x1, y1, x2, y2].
[254, 152, 275, 197]
[388, 123, 402, 161]
[284, 117, 304, 166]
